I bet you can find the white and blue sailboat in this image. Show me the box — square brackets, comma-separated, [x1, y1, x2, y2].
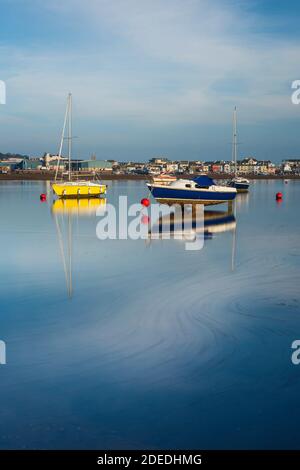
[229, 176, 250, 192]
[147, 175, 237, 206]
[228, 107, 250, 193]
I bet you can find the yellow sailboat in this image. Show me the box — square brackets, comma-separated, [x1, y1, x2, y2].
[52, 181, 106, 198]
[52, 93, 107, 199]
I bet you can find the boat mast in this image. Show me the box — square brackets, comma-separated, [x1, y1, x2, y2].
[55, 95, 69, 181]
[232, 106, 238, 177]
[68, 93, 72, 182]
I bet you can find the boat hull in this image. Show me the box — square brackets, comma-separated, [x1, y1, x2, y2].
[52, 183, 107, 198]
[148, 184, 236, 206]
[228, 181, 249, 193]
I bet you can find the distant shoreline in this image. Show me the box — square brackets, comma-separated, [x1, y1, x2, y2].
[0, 171, 299, 181]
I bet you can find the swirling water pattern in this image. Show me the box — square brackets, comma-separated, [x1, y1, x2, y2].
[0, 180, 299, 449]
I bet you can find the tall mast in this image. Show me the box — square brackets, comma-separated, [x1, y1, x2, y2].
[68, 93, 72, 182]
[55, 95, 69, 181]
[232, 106, 238, 177]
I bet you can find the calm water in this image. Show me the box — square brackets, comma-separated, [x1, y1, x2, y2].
[0, 180, 300, 450]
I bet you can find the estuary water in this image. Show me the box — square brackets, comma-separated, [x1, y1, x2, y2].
[0, 179, 300, 449]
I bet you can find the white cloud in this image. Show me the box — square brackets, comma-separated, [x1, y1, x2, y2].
[1, 0, 300, 157]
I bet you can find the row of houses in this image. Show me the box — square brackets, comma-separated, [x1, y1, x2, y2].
[118, 157, 300, 176]
[1, 153, 300, 175]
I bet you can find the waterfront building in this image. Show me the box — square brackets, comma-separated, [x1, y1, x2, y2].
[149, 157, 169, 165]
[69, 160, 113, 172]
[0, 158, 24, 171]
[282, 159, 300, 174]
[165, 162, 178, 173]
[237, 157, 257, 174]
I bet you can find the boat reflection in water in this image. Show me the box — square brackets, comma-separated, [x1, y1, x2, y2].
[51, 198, 107, 298]
[148, 207, 236, 241]
[235, 190, 249, 209]
[52, 197, 106, 216]
[147, 205, 237, 271]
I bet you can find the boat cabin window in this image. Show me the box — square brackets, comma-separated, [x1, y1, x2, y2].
[195, 184, 209, 189]
[185, 184, 191, 188]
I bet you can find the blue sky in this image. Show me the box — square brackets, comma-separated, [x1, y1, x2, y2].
[0, 0, 300, 162]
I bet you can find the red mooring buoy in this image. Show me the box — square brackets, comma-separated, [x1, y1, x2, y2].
[141, 197, 150, 207]
[40, 193, 47, 202]
[276, 192, 283, 200]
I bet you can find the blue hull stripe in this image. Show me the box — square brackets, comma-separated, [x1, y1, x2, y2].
[149, 186, 236, 201]
[229, 182, 249, 190]
[234, 183, 249, 190]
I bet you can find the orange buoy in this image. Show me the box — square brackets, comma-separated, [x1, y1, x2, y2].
[141, 197, 150, 207]
[276, 192, 282, 200]
[40, 193, 47, 201]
